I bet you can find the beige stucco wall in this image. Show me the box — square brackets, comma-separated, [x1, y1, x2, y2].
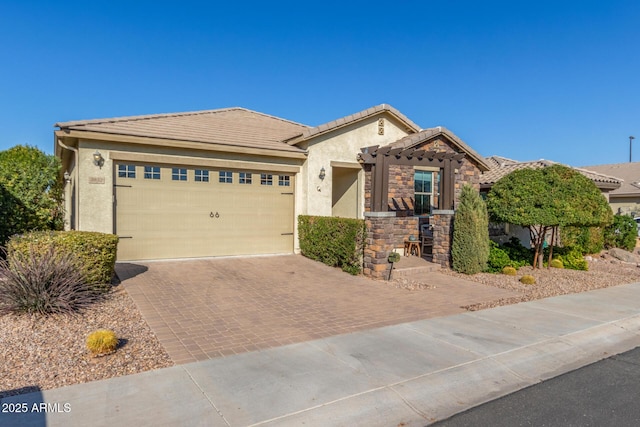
[609, 197, 640, 216]
[297, 114, 412, 219]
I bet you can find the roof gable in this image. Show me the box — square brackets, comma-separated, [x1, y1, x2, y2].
[388, 126, 492, 171]
[284, 104, 421, 145]
[56, 108, 309, 154]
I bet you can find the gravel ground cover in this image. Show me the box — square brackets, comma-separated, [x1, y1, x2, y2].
[391, 253, 639, 311]
[1, 251, 638, 400]
[0, 286, 173, 399]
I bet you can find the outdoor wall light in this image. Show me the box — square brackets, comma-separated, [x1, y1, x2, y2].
[63, 171, 71, 183]
[93, 150, 104, 167]
[319, 167, 326, 180]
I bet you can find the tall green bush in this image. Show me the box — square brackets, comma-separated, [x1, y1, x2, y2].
[8, 231, 119, 287]
[604, 215, 637, 252]
[0, 145, 63, 246]
[560, 226, 604, 255]
[452, 184, 490, 274]
[298, 215, 366, 275]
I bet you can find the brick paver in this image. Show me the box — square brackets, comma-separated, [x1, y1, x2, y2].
[117, 255, 518, 364]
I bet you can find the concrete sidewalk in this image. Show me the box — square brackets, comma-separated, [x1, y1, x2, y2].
[3, 282, 640, 427]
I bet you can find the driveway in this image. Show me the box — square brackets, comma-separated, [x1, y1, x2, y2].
[117, 255, 517, 364]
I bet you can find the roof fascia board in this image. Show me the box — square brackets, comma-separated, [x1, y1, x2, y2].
[55, 130, 308, 160]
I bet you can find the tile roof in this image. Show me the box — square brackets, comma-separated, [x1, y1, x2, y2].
[284, 104, 421, 145]
[481, 157, 622, 190]
[388, 126, 492, 171]
[580, 162, 640, 196]
[55, 108, 309, 154]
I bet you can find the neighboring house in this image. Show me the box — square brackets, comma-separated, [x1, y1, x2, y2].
[580, 162, 640, 216]
[480, 156, 622, 246]
[55, 104, 487, 261]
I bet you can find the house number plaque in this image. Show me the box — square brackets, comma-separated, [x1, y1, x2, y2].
[210, 212, 220, 218]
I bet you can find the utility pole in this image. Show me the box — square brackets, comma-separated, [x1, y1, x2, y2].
[631, 136, 635, 162]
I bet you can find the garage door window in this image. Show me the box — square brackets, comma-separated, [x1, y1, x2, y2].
[260, 174, 273, 186]
[118, 164, 136, 178]
[239, 172, 252, 184]
[219, 171, 233, 183]
[195, 169, 209, 182]
[144, 166, 160, 180]
[172, 168, 187, 181]
[278, 175, 290, 186]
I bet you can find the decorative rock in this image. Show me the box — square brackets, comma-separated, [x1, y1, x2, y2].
[609, 247, 640, 264]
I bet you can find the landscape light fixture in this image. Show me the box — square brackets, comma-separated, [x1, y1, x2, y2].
[93, 150, 104, 167]
[630, 136, 635, 163]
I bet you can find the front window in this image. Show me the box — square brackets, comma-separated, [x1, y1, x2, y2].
[414, 170, 434, 215]
[261, 174, 273, 186]
[239, 172, 252, 184]
[219, 171, 233, 183]
[118, 164, 135, 178]
[172, 168, 187, 181]
[278, 175, 290, 186]
[195, 169, 209, 182]
[144, 166, 160, 180]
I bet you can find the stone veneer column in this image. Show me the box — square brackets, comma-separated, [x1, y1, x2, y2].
[363, 212, 397, 279]
[431, 210, 455, 268]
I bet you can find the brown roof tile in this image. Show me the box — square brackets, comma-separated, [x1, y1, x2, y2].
[481, 157, 622, 190]
[56, 108, 309, 154]
[580, 162, 640, 196]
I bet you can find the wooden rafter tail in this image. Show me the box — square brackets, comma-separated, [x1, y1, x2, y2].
[360, 145, 379, 155]
[358, 153, 375, 164]
[376, 146, 392, 156]
[387, 147, 404, 157]
[453, 153, 466, 161]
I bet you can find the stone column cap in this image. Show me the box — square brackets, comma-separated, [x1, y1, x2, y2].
[364, 211, 397, 218]
[432, 209, 455, 215]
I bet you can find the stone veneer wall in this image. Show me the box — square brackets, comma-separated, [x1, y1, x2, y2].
[431, 210, 454, 267]
[388, 165, 414, 214]
[363, 212, 396, 279]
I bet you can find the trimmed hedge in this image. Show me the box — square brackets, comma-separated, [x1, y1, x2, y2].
[298, 215, 365, 275]
[604, 214, 637, 252]
[8, 231, 119, 287]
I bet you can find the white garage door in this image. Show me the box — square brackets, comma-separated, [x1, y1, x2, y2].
[114, 162, 294, 260]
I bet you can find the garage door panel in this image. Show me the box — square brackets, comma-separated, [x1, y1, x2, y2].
[115, 164, 294, 260]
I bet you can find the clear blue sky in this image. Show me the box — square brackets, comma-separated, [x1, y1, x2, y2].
[2, 0, 639, 166]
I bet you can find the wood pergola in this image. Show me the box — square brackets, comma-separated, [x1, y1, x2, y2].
[358, 145, 466, 212]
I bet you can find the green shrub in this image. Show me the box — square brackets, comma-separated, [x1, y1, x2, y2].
[560, 226, 604, 255]
[604, 215, 637, 252]
[0, 246, 102, 315]
[298, 215, 366, 275]
[501, 237, 534, 266]
[550, 258, 564, 269]
[502, 266, 517, 276]
[452, 185, 490, 274]
[487, 241, 512, 273]
[554, 247, 588, 271]
[86, 329, 118, 355]
[8, 231, 118, 288]
[520, 275, 536, 285]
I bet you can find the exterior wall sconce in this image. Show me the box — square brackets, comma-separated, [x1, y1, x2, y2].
[63, 171, 71, 183]
[319, 167, 326, 180]
[93, 150, 104, 167]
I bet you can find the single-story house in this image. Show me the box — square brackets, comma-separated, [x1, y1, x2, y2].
[580, 162, 640, 216]
[54, 104, 489, 262]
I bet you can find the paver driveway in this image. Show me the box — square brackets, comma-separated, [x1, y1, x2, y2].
[117, 255, 518, 364]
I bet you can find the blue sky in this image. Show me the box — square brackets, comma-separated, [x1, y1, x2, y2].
[2, 0, 639, 166]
